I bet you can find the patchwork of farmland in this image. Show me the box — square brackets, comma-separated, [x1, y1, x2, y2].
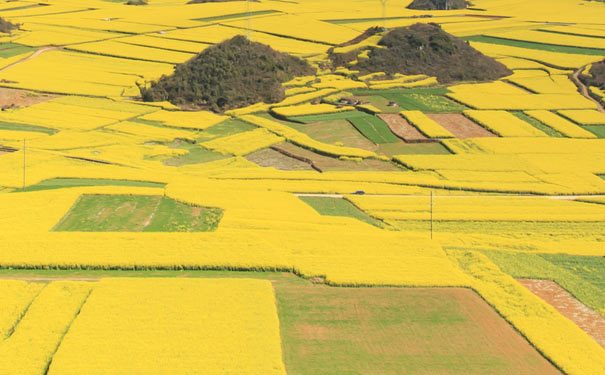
[0, 0, 604, 374]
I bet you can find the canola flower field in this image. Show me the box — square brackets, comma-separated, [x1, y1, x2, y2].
[0, 0, 604, 374]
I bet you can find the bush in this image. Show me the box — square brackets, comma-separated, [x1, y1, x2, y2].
[0, 17, 19, 33]
[407, 0, 468, 10]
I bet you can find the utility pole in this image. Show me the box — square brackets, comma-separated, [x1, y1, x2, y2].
[246, 0, 252, 40]
[22, 138, 26, 190]
[381, 0, 389, 30]
[430, 190, 434, 240]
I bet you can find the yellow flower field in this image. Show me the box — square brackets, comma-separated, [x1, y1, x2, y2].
[47, 278, 286, 375]
[0, 0, 604, 373]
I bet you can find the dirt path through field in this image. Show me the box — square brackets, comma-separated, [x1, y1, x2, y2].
[295, 193, 605, 200]
[518, 279, 605, 348]
[571, 65, 605, 114]
[0, 46, 62, 73]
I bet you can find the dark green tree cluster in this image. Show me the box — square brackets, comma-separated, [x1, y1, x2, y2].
[140, 35, 314, 112]
[332, 23, 512, 83]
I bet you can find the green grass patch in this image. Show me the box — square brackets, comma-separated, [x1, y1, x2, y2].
[276, 281, 558, 375]
[288, 110, 367, 124]
[53, 194, 223, 232]
[0, 121, 57, 135]
[197, 118, 257, 141]
[480, 250, 605, 315]
[160, 141, 228, 166]
[299, 196, 382, 227]
[348, 115, 400, 144]
[0, 44, 35, 59]
[193, 10, 279, 22]
[379, 142, 451, 156]
[598, 174, 605, 180]
[464, 35, 605, 56]
[583, 125, 605, 138]
[381, 93, 465, 113]
[511, 111, 564, 137]
[15, 178, 165, 193]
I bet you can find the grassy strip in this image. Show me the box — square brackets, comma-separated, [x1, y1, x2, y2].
[382, 93, 465, 113]
[53, 194, 223, 232]
[348, 115, 400, 144]
[350, 87, 451, 96]
[193, 10, 279, 22]
[583, 125, 605, 138]
[0, 45, 34, 59]
[0, 121, 57, 135]
[161, 143, 227, 166]
[464, 35, 605, 56]
[15, 178, 165, 193]
[510, 111, 563, 137]
[378, 142, 451, 156]
[288, 110, 367, 124]
[479, 250, 605, 316]
[197, 118, 257, 141]
[299, 196, 383, 227]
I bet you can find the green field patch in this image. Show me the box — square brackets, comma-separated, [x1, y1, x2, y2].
[0, 121, 57, 135]
[282, 117, 378, 152]
[276, 281, 561, 375]
[583, 125, 605, 138]
[464, 35, 605, 56]
[288, 110, 367, 124]
[193, 10, 279, 22]
[160, 141, 228, 166]
[380, 93, 466, 113]
[480, 250, 604, 316]
[16, 178, 165, 193]
[299, 196, 383, 227]
[379, 142, 451, 156]
[348, 115, 400, 144]
[53, 194, 223, 232]
[0, 43, 35, 59]
[599, 174, 605, 180]
[511, 111, 564, 137]
[197, 118, 257, 142]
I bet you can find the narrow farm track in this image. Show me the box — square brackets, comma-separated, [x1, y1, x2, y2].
[0, 276, 101, 281]
[296, 193, 605, 200]
[571, 64, 605, 114]
[0, 46, 62, 73]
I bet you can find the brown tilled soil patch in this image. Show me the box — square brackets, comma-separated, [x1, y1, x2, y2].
[0, 87, 57, 108]
[272, 142, 402, 172]
[277, 284, 562, 375]
[428, 113, 496, 138]
[518, 279, 605, 348]
[245, 147, 314, 171]
[378, 113, 430, 142]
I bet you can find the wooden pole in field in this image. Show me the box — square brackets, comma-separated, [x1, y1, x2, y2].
[430, 190, 433, 240]
[246, 0, 252, 40]
[22, 138, 26, 190]
[381, 0, 389, 30]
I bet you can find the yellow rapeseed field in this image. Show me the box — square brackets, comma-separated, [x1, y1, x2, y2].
[47, 278, 286, 375]
[0, 0, 604, 373]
